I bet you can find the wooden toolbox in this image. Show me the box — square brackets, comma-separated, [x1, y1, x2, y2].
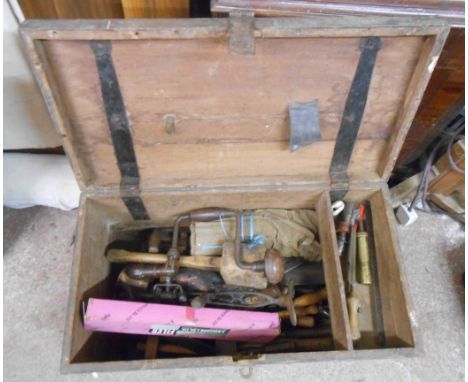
[20, 14, 449, 372]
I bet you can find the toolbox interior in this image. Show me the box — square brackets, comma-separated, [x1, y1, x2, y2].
[65, 187, 414, 365]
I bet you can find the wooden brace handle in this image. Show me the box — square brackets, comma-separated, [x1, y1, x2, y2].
[107, 249, 221, 272]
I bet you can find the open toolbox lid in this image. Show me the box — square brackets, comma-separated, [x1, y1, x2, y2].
[20, 16, 449, 193]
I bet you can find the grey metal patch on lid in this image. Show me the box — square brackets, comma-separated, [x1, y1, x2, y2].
[288, 101, 321, 152]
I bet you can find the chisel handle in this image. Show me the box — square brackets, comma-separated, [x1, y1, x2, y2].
[296, 316, 315, 328]
[293, 288, 328, 308]
[279, 305, 318, 319]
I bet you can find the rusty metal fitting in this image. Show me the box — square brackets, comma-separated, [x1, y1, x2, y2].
[335, 220, 350, 234]
[182, 208, 286, 283]
[124, 208, 287, 287]
[167, 208, 237, 283]
[233, 211, 285, 284]
[124, 264, 175, 279]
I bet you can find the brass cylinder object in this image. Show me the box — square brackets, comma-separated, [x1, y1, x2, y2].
[357, 223, 372, 285]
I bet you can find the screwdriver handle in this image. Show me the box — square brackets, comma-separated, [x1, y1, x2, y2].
[347, 293, 361, 341]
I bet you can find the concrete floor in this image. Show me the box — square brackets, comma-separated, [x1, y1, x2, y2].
[3, 206, 465, 381]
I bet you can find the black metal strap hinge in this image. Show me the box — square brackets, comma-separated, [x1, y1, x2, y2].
[329, 36, 381, 201]
[91, 40, 150, 221]
[122, 195, 150, 221]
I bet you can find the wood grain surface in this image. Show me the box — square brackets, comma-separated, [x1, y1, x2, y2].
[40, 34, 424, 189]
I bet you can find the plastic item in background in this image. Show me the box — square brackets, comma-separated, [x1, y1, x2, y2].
[395, 203, 419, 226]
[331, 200, 345, 216]
[4, 153, 80, 210]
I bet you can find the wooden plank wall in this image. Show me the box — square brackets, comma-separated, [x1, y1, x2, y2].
[395, 28, 465, 169]
[121, 0, 189, 18]
[18, 0, 124, 18]
[211, 0, 465, 24]
[18, 0, 190, 19]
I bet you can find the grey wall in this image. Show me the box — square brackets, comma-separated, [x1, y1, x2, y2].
[3, 0, 61, 149]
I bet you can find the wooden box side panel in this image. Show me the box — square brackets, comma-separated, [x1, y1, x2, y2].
[316, 192, 353, 350]
[62, 196, 125, 366]
[341, 187, 416, 348]
[317, 186, 418, 351]
[369, 188, 415, 347]
[91, 187, 324, 226]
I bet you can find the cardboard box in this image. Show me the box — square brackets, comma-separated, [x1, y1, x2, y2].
[85, 298, 280, 342]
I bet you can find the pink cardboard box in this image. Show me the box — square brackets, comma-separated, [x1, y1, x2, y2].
[84, 298, 280, 342]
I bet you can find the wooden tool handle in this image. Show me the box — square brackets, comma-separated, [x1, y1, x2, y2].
[294, 288, 328, 307]
[304, 305, 319, 315]
[137, 341, 196, 356]
[347, 294, 361, 341]
[107, 249, 221, 271]
[158, 344, 197, 356]
[296, 316, 315, 328]
[108, 249, 167, 263]
[292, 337, 333, 351]
[180, 255, 221, 272]
[279, 305, 318, 319]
